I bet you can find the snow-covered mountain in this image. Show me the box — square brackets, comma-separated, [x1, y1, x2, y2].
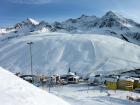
[0, 11, 140, 76]
[0, 11, 140, 45]
[0, 33, 140, 76]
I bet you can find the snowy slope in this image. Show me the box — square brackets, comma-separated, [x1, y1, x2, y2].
[0, 67, 70, 105]
[0, 33, 140, 76]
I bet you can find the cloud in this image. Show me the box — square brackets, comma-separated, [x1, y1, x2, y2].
[8, 0, 61, 4]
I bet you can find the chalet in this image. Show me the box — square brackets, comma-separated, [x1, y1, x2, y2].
[60, 71, 79, 84]
[67, 72, 79, 83]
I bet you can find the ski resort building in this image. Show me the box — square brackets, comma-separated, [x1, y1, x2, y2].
[89, 74, 140, 91]
[118, 77, 134, 91]
[105, 76, 140, 91]
[105, 77, 118, 90]
[132, 77, 140, 89]
[67, 72, 79, 84]
[88, 74, 105, 85]
[20, 75, 37, 83]
[39, 75, 48, 83]
[60, 72, 79, 84]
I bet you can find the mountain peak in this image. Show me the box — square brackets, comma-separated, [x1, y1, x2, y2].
[24, 18, 39, 25]
[103, 11, 118, 17]
[103, 11, 126, 20]
[80, 14, 88, 18]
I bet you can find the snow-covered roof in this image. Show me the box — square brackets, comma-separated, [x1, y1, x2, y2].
[129, 77, 140, 83]
[74, 75, 80, 79]
[105, 77, 118, 82]
[67, 72, 75, 76]
[0, 67, 70, 105]
[119, 76, 135, 82]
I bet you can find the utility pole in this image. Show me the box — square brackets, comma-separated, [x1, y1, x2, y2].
[27, 42, 34, 83]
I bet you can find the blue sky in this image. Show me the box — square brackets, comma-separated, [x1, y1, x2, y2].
[0, 0, 140, 27]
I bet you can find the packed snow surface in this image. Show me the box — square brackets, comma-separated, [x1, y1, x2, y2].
[0, 33, 140, 76]
[0, 67, 70, 105]
[48, 83, 140, 105]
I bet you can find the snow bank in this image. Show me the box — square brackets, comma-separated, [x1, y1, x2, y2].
[0, 67, 70, 105]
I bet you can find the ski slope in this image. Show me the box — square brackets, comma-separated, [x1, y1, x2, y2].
[0, 33, 140, 76]
[0, 67, 70, 105]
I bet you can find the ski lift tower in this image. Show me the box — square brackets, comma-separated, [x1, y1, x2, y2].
[27, 42, 34, 83]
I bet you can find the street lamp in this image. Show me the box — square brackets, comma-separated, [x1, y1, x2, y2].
[27, 42, 34, 83]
